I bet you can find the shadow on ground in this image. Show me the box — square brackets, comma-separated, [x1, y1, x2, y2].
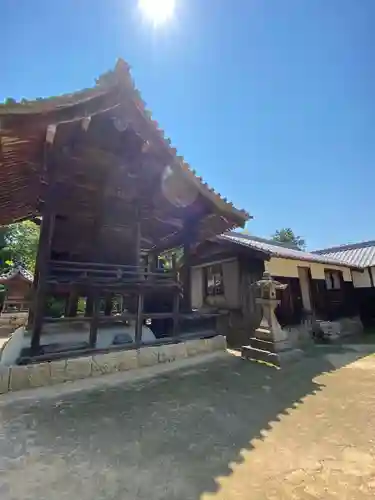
[0, 339, 375, 499]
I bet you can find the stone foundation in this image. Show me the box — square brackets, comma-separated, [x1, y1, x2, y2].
[0, 313, 28, 337]
[0, 335, 226, 395]
[242, 337, 303, 367]
[284, 323, 315, 348]
[284, 316, 364, 345]
[315, 315, 363, 340]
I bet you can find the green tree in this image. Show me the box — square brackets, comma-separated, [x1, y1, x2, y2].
[2, 221, 40, 271]
[3, 97, 17, 105]
[271, 228, 306, 250]
[159, 247, 184, 269]
[0, 227, 13, 272]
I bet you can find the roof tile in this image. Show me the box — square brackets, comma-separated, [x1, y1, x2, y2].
[314, 241, 375, 268]
[220, 233, 361, 269]
[0, 266, 33, 282]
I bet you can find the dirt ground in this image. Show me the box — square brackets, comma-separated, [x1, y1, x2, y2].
[1, 341, 375, 499]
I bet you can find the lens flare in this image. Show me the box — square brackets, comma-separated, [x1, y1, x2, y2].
[138, 0, 175, 26]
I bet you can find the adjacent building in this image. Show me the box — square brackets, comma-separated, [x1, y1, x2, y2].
[190, 232, 361, 344]
[0, 267, 33, 313]
[314, 241, 375, 324]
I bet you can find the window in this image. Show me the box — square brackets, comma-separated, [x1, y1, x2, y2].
[204, 264, 224, 297]
[325, 270, 342, 290]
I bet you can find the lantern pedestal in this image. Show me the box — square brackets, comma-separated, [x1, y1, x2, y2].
[241, 273, 303, 367]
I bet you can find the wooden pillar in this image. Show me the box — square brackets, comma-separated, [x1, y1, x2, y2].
[171, 252, 180, 336]
[182, 240, 192, 312]
[181, 219, 198, 312]
[135, 291, 144, 347]
[65, 290, 78, 317]
[31, 211, 55, 353]
[144, 254, 149, 277]
[30, 125, 58, 354]
[171, 253, 177, 277]
[118, 294, 124, 314]
[150, 252, 158, 272]
[172, 288, 180, 338]
[104, 295, 113, 316]
[134, 206, 142, 279]
[27, 243, 42, 329]
[89, 291, 99, 348]
[85, 295, 94, 317]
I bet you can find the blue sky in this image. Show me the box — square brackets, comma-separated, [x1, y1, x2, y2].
[1, 0, 373, 250]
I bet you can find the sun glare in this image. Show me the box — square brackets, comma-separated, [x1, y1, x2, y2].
[138, 0, 175, 26]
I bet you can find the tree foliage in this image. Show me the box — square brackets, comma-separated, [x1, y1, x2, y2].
[3, 97, 17, 105]
[0, 227, 13, 272]
[159, 247, 184, 269]
[271, 228, 306, 250]
[0, 221, 40, 272]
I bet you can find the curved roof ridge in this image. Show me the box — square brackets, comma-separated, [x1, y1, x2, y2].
[0, 58, 250, 227]
[0, 265, 34, 283]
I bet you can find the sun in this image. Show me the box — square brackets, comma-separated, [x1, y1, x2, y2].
[138, 0, 175, 26]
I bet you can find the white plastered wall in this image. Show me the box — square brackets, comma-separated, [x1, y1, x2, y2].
[265, 257, 352, 282]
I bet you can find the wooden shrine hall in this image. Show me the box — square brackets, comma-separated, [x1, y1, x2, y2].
[0, 59, 249, 361]
[0, 266, 33, 313]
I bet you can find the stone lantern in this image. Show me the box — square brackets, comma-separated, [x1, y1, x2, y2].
[242, 271, 303, 366]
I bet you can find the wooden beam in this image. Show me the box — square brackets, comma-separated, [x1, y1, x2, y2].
[30, 216, 42, 226]
[154, 216, 183, 229]
[150, 213, 203, 254]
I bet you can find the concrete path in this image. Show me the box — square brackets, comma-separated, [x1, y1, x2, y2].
[1, 343, 375, 499]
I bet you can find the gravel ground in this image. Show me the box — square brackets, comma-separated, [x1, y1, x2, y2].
[0, 343, 375, 499]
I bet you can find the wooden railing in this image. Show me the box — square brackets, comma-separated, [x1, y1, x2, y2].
[47, 260, 178, 288]
[39, 259, 181, 351]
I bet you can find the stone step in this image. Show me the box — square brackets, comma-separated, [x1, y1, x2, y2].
[241, 345, 280, 366]
[249, 337, 277, 353]
[242, 344, 303, 367]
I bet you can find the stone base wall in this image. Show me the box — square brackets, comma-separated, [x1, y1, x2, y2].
[223, 310, 256, 347]
[284, 315, 364, 346]
[0, 335, 227, 395]
[0, 313, 28, 337]
[284, 323, 314, 349]
[337, 316, 364, 337]
[316, 315, 363, 340]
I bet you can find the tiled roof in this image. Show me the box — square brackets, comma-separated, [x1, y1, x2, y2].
[313, 241, 375, 268]
[219, 233, 361, 269]
[0, 266, 34, 283]
[0, 59, 249, 227]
